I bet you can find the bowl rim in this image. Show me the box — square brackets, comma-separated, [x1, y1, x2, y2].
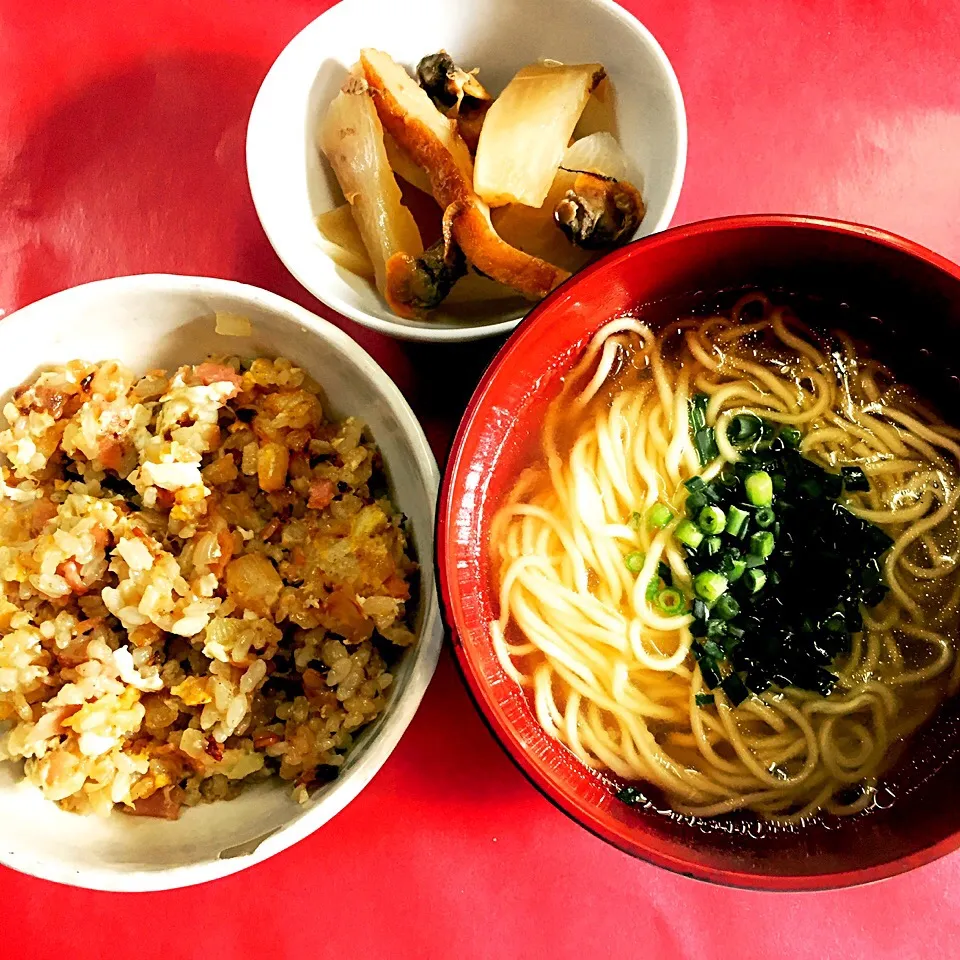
[0, 273, 444, 891]
[436, 214, 960, 892]
[245, 0, 688, 343]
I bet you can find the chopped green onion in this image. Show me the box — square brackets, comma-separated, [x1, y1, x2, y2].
[675, 519, 704, 550]
[745, 470, 774, 507]
[725, 505, 750, 538]
[685, 491, 708, 516]
[692, 598, 709, 621]
[703, 536, 723, 556]
[749, 531, 775, 559]
[772, 473, 787, 494]
[754, 506, 775, 528]
[702, 639, 724, 660]
[713, 594, 741, 620]
[645, 579, 659, 602]
[841, 466, 870, 492]
[689, 394, 708, 433]
[655, 588, 685, 615]
[720, 555, 746, 582]
[698, 505, 726, 534]
[647, 503, 674, 529]
[694, 693, 715, 707]
[743, 568, 767, 593]
[684, 476, 707, 493]
[780, 426, 802, 448]
[727, 414, 763, 445]
[706, 619, 727, 640]
[694, 428, 719, 466]
[694, 571, 728, 603]
[624, 551, 645, 573]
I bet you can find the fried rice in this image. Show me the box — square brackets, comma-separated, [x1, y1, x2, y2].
[0, 354, 417, 818]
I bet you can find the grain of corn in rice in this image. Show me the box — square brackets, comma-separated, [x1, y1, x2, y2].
[0, 351, 417, 817]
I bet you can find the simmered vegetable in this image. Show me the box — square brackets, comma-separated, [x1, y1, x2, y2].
[473, 61, 606, 207]
[318, 73, 423, 298]
[315, 205, 375, 279]
[360, 48, 569, 301]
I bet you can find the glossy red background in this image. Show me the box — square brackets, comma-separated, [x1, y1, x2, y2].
[1, 0, 959, 956]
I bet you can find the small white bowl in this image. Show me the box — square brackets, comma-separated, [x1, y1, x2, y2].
[0, 274, 443, 891]
[246, 0, 687, 342]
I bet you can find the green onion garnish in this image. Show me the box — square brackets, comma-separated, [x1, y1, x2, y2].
[675, 519, 704, 550]
[694, 571, 728, 603]
[647, 503, 673, 529]
[780, 426, 802, 449]
[754, 506, 775, 528]
[698, 504, 726, 534]
[694, 428, 719, 466]
[624, 551, 645, 573]
[749, 531, 775, 559]
[703, 536, 723, 556]
[745, 470, 774, 507]
[694, 693, 715, 707]
[743, 568, 767, 593]
[725, 505, 750, 538]
[655, 588, 685, 615]
[727, 413, 763, 445]
[720, 556, 746, 582]
[713, 594, 740, 620]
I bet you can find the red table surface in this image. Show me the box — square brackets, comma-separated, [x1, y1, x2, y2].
[1, 0, 960, 957]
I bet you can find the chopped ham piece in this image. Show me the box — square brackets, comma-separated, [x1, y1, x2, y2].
[193, 363, 243, 392]
[126, 785, 184, 820]
[58, 560, 89, 595]
[308, 479, 336, 510]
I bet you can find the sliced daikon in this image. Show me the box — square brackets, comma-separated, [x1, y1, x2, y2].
[473, 61, 606, 208]
[315, 205, 375, 278]
[318, 73, 422, 298]
[561, 132, 632, 182]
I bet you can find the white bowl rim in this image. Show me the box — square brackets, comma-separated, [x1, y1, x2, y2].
[245, 0, 688, 343]
[0, 273, 444, 891]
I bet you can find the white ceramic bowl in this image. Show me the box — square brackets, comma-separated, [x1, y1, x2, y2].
[246, 0, 687, 342]
[0, 275, 444, 891]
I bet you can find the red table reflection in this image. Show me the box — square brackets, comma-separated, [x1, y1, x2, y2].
[1, 1, 959, 957]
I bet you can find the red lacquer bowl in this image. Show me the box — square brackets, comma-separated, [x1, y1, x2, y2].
[438, 215, 960, 891]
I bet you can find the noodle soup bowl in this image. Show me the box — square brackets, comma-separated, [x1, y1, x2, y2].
[438, 214, 960, 890]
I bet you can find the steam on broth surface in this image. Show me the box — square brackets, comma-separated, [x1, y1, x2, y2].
[490, 292, 960, 822]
